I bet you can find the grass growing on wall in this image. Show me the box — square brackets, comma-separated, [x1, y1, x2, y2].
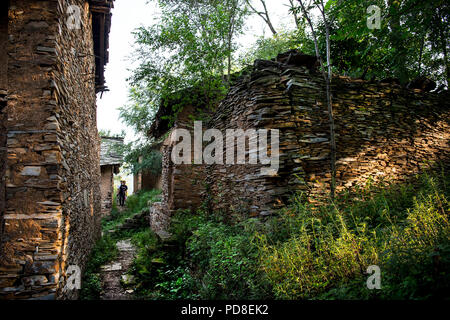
[130, 166, 450, 300]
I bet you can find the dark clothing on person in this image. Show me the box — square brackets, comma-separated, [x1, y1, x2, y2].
[118, 184, 128, 195]
[119, 195, 125, 207]
[118, 184, 128, 207]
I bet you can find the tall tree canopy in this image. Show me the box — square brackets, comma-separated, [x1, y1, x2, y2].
[323, 0, 449, 86]
[119, 0, 248, 173]
[120, 0, 449, 175]
[121, 0, 248, 134]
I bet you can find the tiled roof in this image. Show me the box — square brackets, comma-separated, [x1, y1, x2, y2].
[100, 136, 124, 166]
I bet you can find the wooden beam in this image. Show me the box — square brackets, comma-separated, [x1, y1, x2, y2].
[90, 6, 110, 14]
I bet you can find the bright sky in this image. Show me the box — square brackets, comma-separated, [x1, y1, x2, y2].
[96, 0, 296, 142]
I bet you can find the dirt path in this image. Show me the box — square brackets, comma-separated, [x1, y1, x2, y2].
[100, 239, 136, 300]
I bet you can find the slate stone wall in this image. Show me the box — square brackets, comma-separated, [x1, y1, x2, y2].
[206, 59, 450, 216]
[100, 165, 113, 216]
[55, 0, 101, 300]
[141, 171, 161, 191]
[133, 156, 161, 193]
[0, 0, 9, 256]
[0, 0, 102, 300]
[150, 105, 206, 235]
[150, 57, 449, 232]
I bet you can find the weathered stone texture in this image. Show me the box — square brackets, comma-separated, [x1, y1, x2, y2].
[100, 137, 123, 216]
[55, 0, 102, 300]
[0, 0, 9, 256]
[1, 0, 62, 300]
[206, 58, 450, 215]
[134, 164, 161, 193]
[149, 105, 206, 235]
[0, 0, 107, 300]
[149, 54, 449, 232]
[100, 165, 114, 216]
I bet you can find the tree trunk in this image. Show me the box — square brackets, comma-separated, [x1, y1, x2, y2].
[259, 0, 277, 35]
[245, 0, 277, 35]
[388, 0, 408, 83]
[298, 0, 336, 199]
[288, 0, 301, 28]
[228, 38, 232, 86]
[320, 0, 336, 199]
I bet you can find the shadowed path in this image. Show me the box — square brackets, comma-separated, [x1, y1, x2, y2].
[100, 239, 136, 300]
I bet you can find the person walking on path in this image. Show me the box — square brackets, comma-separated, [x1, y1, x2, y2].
[117, 180, 128, 207]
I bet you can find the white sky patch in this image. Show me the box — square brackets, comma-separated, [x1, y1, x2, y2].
[97, 0, 297, 142]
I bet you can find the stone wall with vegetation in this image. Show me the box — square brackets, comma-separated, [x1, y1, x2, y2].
[55, 0, 102, 300]
[133, 155, 162, 193]
[206, 57, 450, 217]
[150, 105, 206, 235]
[100, 166, 114, 216]
[0, 0, 101, 300]
[150, 56, 449, 232]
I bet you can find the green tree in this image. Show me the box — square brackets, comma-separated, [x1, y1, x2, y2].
[325, 0, 449, 86]
[245, 0, 277, 35]
[238, 28, 314, 67]
[125, 0, 248, 123]
[98, 129, 125, 138]
[120, 0, 248, 174]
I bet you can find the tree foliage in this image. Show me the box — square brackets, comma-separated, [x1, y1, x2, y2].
[124, 0, 248, 126]
[120, 0, 248, 173]
[245, 0, 278, 35]
[238, 28, 314, 67]
[324, 0, 449, 86]
[120, 0, 450, 177]
[123, 141, 162, 176]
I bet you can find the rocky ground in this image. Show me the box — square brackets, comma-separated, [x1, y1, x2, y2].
[100, 239, 136, 300]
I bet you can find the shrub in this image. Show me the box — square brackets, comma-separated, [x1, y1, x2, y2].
[126, 189, 161, 214]
[129, 168, 449, 300]
[381, 188, 450, 299]
[259, 169, 450, 300]
[130, 227, 196, 300]
[130, 211, 272, 300]
[187, 219, 272, 299]
[103, 189, 161, 232]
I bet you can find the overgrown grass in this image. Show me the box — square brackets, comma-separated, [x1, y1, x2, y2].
[80, 235, 118, 300]
[103, 189, 161, 232]
[259, 169, 450, 300]
[130, 167, 450, 300]
[129, 221, 197, 299]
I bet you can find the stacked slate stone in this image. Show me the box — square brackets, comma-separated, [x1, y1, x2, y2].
[107, 209, 150, 235]
[206, 50, 450, 216]
[149, 49, 449, 235]
[149, 104, 208, 237]
[0, 0, 112, 300]
[0, 89, 6, 242]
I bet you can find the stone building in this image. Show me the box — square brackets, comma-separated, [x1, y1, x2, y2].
[100, 137, 123, 216]
[133, 156, 161, 193]
[0, 0, 114, 299]
[149, 104, 210, 235]
[149, 51, 450, 234]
